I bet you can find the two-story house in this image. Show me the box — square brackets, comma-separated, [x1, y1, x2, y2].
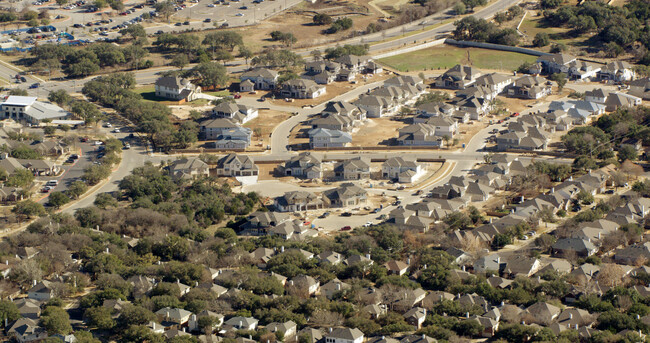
[281, 79, 326, 99]
[323, 183, 368, 207]
[382, 157, 421, 179]
[353, 95, 394, 118]
[275, 191, 325, 212]
[212, 102, 258, 124]
[435, 64, 482, 89]
[240, 68, 279, 90]
[333, 157, 370, 180]
[155, 76, 202, 101]
[279, 152, 322, 178]
[216, 153, 259, 177]
[307, 128, 352, 148]
[168, 157, 210, 179]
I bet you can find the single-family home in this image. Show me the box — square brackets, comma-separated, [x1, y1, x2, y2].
[281, 79, 326, 99]
[212, 102, 258, 124]
[323, 183, 367, 207]
[435, 64, 482, 89]
[224, 316, 258, 330]
[28, 280, 54, 301]
[325, 328, 364, 343]
[240, 68, 279, 90]
[200, 118, 240, 140]
[536, 54, 577, 74]
[216, 154, 259, 177]
[333, 157, 370, 180]
[275, 191, 325, 212]
[308, 128, 352, 148]
[382, 157, 421, 179]
[397, 123, 444, 147]
[597, 61, 635, 82]
[311, 113, 353, 131]
[155, 76, 201, 101]
[507, 75, 552, 99]
[353, 95, 395, 118]
[279, 152, 322, 178]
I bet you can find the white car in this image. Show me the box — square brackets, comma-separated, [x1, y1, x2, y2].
[113, 128, 120, 133]
[103, 122, 112, 128]
[207, 3, 215, 6]
[46, 180, 58, 187]
[94, 141, 103, 145]
[363, 221, 372, 227]
[235, 12, 244, 16]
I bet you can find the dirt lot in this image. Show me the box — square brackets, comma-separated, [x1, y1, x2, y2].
[351, 117, 408, 146]
[169, 104, 213, 120]
[243, 109, 291, 149]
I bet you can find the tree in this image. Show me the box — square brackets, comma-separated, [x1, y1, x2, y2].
[66, 181, 88, 199]
[48, 89, 71, 107]
[550, 73, 567, 92]
[44, 126, 57, 135]
[85, 306, 116, 329]
[533, 32, 550, 47]
[40, 306, 72, 335]
[213, 49, 233, 65]
[83, 164, 111, 185]
[0, 300, 21, 323]
[48, 192, 71, 209]
[313, 13, 332, 25]
[6, 169, 35, 187]
[12, 200, 46, 221]
[453, 2, 467, 14]
[170, 54, 189, 70]
[328, 17, 353, 33]
[185, 62, 228, 90]
[120, 24, 147, 41]
[618, 144, 638, 162]
[154, 0, 175, 22]
[239, 46, 253, 65]
[56, 0, 68, 6]
[491, 233, 513, 250]
[202, 31, 243, 52]
[71, 101, 103, 124]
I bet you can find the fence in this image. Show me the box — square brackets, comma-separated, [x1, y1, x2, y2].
[444, 39, 552, 57]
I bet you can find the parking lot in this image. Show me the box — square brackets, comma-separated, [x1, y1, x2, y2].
[0, 0, 302, 44]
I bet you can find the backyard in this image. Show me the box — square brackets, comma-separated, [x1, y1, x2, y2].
[378, 45, 538, 72]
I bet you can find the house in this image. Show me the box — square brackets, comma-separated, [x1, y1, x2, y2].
[584, 88, 610, 104]
[240, 68, 279, 90]
[385, 260, 409, 275]
[279, 152, 322, 179]
[266, 321, 298, 338]
[552, 238, 598, 257]
[318, 251, 344, 265]
[211, 127, 252, 149]
[597, 61, 635, 82]
[335, 54, 371, 72]
[275, 191, 325, 212]
[452, 96, 490, 120]
[496, 131, 548, 151]
[14, 299, 41, 320]
[397, 123, 444, 147]
[17, 159, 60, 176]
[424, 116, 458, 137]
[614, 242, 650, 265]
[333, 157, 370, 180]
[33, 140, 70, 156]
[353, 95, 394, 118]
[200, 118, 239, 140]
[507, 75, 552, 99]
[305, 60, 341, 74]
[0, 186, 23, 203]
[155, 76, 201, 101]
[281, 79, 326, 99]
[435, 64, 482, 89]
[567, 60, 601, 81]
[156, 307, 192, 325]
[212, 102, 258, 124]
[524, 302, 561, 325]
[128, 275, 154, 299]
[415, 102, 456, 118]
[311, 113, 353, 131]
[471, 316, 499, 337]
[403, 307, 427, 329]
[382, 157, 421, 179]
[216, 154, 259, 177]
[474, 73, 513, 94]
[0, 96, 71, 124]
[188, 311, 224, 332]
[604, 93, 642, 112]
[323, 183, 367, 207]
[325, 328, 364, 343]
[168, 157, 209, 179]
[224, 316, 258, 330]
[288, 275, 320, 295]
[321, 278, 351, 299]
[239, 79, 255, 92]
[28, 280, 53, 301]
[384, 75, 424, 87]
[7, 318, 48, 343]
[308, 128, 352, 148]
[502, 255, 541, 277]
[322, 101, 363, 120]
[337, 69, 356, 82]
[365, 61, 383, 74]
[314, 70, 336, 84]
[536, 54, 577, 74]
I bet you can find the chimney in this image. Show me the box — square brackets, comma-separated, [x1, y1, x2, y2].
[195, 281, 198, 287]
[421, 334, 425, 339]
[336, 283, 341, 291]
[381, 336, 385, 340]
[407, 258, 411, 265]
[4, 260, 7, 265]
[569, 313, 573, 319]
[462, 265, 466, 272]
[191, 314, 196, 321]
[597, 232, 601, 239]
[32, 279, 36, 286]
[423, 264, 427, 270]
[496, 256, 500, 264]
[465, 312, 469, 318]
[281, 246, 285, 253]
[569, 176, 573, 181]
[500, 301, 505, 306]
[105, 247, 109, 254]
[550, 187, 554, 194]
[329, 328, 333, 333]
[489, 218, 493, 223]
[366, 254, 371, 259]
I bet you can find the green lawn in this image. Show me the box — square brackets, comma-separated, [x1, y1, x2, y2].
[518, 18, 589, 48]
[378, 45, 539, 72]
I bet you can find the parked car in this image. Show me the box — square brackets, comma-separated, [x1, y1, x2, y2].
[204, 18, 212, 22]
[28, 83, 39, 89]
[123, 143, 131, 149]
[340, 226, 351, 231]
[41, 186, 52, 193]
[341, 212, 352, 217]
[46, 180, 58, 187]
[319, 212, 330, 218]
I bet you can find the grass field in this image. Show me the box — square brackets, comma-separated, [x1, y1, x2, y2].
[518, 18, 589, 48]
[378, 45, 538, 72]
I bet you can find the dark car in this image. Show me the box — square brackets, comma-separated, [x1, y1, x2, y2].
[204, 18, 211, 22]
[183, 21, 190, 25]
[341, 212, 352, 217]
[19, 77, 26, 83]
[73, 23, 83, 28]
[156, 30, 164, 34]
[28, 83, 39, 89]
[319, 212, 330, 218]
[239, 5, 247, 9]
[175, 22, 182, 26]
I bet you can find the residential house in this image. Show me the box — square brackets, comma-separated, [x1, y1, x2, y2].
[325, 328, 364, 343]
[211, 127, 252, 149]
[353, 95, 395, 118]
[7, 318, 48, 343]
[452, 96, 490, 120]
[322, 101, 364, 120]
[385, 260, 409, 275]
[382, 157, 421, 179]
[275, 191, 325, 212]
[224, 316, 258, 330]
[168, 157, 209, 179]
[128, 275, 154, 299]
[212, 102, 258, 124]
[567, 60, 601, 81]
[333, 157, 370, 180]
[155, 76, 201, 101]
[216, 154, 259, 177]
[28, 280, 53, 301]
[403, 307, 427, 329]
[321, 278, 351, 299]
[334, 54, 371, 72]
[281, 78, 326, 99]
[200, 118, 240, 140]
[435, 64, 482, 89]
[318, 251, 344, 265]
[308, 128, 352, 148]
[507, 75, 552, 99]
[614, 242, 650, 265]
[604, 93, 642, 112]
[474, 73, 513, 94]
[524, 302, 561, 325]
[311, 113, 353, 131]
[323, 183, 368, 207]
[266, 321, 298, 338]
[279, 152, 322, 178]
[536, 54, 577, 74]
[240, 68, 279, 90]
[288, 275, 320, 295]
[584, 88, 610, 104]
[471, 316, 499, 337]
[188, 311, 224, 333]
[415, 102, 456, 119]
[33, 140, 70, 156]
[397, 123, 444, 147]
[597, 61, 635, 82]
[239, 79, 255, 92]
[156, 307, 192, 325]
[1, 96, 71, 124]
